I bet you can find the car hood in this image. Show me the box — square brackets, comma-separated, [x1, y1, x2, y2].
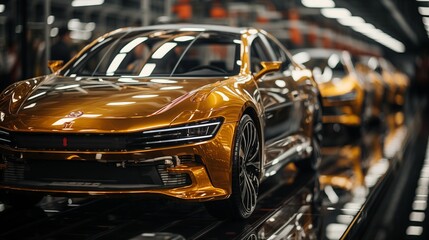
[318, 74, 360, 97]
[0, 75, 227, 132]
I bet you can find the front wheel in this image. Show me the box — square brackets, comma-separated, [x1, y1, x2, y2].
[205, 114, 261, 219]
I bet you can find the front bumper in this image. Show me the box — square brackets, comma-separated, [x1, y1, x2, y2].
[0, 122, 236, 201]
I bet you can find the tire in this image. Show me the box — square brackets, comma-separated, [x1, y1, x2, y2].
[0, 190, 44, 208]
[205, 114, 261, 219]
[295, 98, 322, 172]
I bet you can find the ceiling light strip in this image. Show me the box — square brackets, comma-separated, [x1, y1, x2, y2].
[314, 3, 406, 52]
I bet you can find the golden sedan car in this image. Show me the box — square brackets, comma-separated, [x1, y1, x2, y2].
[0, 25, 321, 219]
[293, 49, 365, 145]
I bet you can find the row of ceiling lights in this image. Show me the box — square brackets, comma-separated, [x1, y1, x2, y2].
[71, 0, 104, 7]
[0, 0, 422, 53]
[0, 1, 104, 11]
[301, 0, 405, 53]
[417, 0, 429, 38]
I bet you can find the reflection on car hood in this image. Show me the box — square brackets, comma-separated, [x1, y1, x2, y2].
[0, 75, 226, 132]
[318, 74, 358, 97]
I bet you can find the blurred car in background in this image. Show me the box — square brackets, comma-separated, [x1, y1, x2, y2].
[292, 49, 367, 146]
[378, 57, 409, 109]
[354, 56, 386, 125]
[356, 56, 408, 131]
[0, 24, 322, 219]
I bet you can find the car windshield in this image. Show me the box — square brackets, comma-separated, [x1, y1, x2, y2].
[293, 51, 347, 84]
[62, 30, 242, 77]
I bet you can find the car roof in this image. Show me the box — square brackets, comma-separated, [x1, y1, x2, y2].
[291, 48, 347, 59]
[115, 24, 250, 35]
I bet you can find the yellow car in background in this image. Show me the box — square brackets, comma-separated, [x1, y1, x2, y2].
[293, 49, 366, 145]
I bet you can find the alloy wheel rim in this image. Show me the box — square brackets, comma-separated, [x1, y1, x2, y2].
[238, 119, 260, 214]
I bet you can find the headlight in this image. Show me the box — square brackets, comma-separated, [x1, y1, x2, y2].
[133, 118, 223, 149]
[325, 91, 357, 102]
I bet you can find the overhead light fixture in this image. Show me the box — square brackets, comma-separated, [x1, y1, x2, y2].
[321, 8, 351, 18]
[72, 0, 104, 7]
[358, 29, 383, 36]
[364, 31, 388, 40]
[292, 52, 310, 64]
[316, 1, 406, 53]
[301, 0, 335, 8]
[351, 24, 405, 53]
[419, 7, 429, 15]
[50, 27, 59, 37]
[338, 16, 365, 26]
[352, 23, 376, 33]
[417, 0, 429, 2]
[424, 17, 429, 25]
[47, 15, 55, 25]
[0, 4, 5, 13]
[368, 32, 405, 53]
[361, 23, 376, 29]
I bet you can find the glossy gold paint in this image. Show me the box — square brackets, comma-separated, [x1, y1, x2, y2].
[0, 25, 319, 202]
[254, 61, 281, 80]
[47, 60, 64, 73]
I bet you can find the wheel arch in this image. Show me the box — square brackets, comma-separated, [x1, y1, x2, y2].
[240, 105, 265, 180]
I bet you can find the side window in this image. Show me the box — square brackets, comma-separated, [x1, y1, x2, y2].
[266, 37, 291, 72]
[250, 37, 271, 73]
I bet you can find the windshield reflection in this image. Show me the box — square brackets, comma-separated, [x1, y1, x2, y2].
[63, 30, 241, 77]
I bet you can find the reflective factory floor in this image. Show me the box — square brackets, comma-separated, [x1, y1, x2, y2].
[0, 92, 428, 240]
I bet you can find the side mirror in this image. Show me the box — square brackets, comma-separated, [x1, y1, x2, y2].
[254, 61, 282, 80]
[48, 60, 64, 73]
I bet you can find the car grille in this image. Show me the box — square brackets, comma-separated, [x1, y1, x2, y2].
[11, 132, 130, 151]
[0, 128, 210, 151]
[157, 155, 194, 187]
[1, 155, 193, 190]
[0, 132, 180, 151]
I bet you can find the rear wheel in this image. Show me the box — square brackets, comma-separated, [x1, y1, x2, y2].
[205, 114, 261, 219]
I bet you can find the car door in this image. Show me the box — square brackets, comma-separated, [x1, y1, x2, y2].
[250, 34, 303, 168]
[264, 35, 306, 136]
